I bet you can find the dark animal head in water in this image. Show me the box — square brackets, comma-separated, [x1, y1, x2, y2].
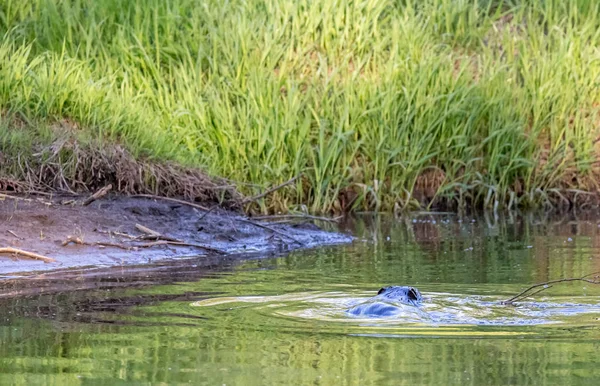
[346, 286, 423, 317]
[376, 286, 422, 305]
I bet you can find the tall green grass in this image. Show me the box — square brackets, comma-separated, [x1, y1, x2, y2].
[0, 0, 599, 212]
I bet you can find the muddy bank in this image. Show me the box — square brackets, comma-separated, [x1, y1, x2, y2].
[0, 194, 351, 277]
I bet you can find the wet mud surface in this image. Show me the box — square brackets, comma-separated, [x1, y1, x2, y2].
[0, 194, 351, 277]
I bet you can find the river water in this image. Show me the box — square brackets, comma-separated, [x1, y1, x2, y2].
[1, 213, 600, 385]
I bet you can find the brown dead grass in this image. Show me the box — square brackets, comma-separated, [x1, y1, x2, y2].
[0, 134, 243, 208]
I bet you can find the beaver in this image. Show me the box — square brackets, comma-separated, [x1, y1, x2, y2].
[346, 286, 423, 317]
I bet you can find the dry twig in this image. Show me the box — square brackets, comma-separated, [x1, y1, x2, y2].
[62, 235, 225, 254]
[135, 224, 162, 238]
[242, 175, 300, 204]
[135, 240, 225, 253]
[132, 225, 225, 253]
[239, 218, 303, 245]
[93, 229, 140, 240]
[135, 223, 181, 242]
[0, 193, 32, 202]
[61, 236, 133, 250]
[0, 247, 56, 263]
[82, 184, 112, 206]
[130, 194, 209, 211]
[197, 205, 218, 222]
[251, 214, 343, 223]
[6, 230, 22, 239]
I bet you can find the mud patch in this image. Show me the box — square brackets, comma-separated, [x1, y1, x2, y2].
[0, 194, 351, 277]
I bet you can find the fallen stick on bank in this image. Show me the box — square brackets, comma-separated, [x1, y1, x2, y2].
[0, 193, 32, 202]
[197, 205, 218, 222]
[6, 230, 23, 239]
[135, 223, 182, 242]
[135, 224, 163, 238]
[239, 218, 303, 245]
[63, 235, 225, 254]
[129, 194, 209, 211]
[96, 228, 177, 242]
[135, 240, 226, 254]
[502, 271, 600, 305]
[251, 214, 343, 223]
[242, 175, 300, 204]
[82, 184, 112, 206]
[62, 236, 133, 250]
[133, 224, 226, 253]
[0, 247, 56, 263]
[93, 229, 140, 240]
[260, 220, 295, 225]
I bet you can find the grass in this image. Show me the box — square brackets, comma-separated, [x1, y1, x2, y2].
[0, 0, 599, 213]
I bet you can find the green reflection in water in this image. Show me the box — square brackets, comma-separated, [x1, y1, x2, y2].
[1, 214, 600, 385]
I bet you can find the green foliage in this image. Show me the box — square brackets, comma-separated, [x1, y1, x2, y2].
[0, 0, 599, 212]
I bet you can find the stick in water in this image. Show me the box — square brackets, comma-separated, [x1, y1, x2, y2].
[502, 272, 600, 304]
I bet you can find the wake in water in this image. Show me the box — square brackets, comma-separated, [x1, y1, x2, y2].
[192, 290, 600, 327]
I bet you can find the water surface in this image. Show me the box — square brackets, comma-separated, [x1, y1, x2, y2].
[2, 213, 600, 385]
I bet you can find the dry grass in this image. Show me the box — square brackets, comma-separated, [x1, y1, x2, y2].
[0, 127, 243, 208]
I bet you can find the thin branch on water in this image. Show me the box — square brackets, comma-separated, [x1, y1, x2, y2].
[502, 272, 600, 305]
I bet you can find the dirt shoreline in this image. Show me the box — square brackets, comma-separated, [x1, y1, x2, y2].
[0, 194, 352, 278]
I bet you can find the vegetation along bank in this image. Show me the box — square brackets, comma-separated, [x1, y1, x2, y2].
[1, 0, 599, 213]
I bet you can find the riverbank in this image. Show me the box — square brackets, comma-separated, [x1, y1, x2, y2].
[1, 1, 600, 212]
[0, 193, 351, 277]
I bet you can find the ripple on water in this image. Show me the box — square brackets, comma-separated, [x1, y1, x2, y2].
[191, 291, 600, 336]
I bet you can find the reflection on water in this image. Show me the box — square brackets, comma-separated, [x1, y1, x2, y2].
[1, 213, 600, 385]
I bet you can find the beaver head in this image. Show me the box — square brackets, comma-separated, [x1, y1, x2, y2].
[377, 286, 422, 305]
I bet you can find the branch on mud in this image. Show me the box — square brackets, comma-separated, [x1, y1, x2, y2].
[82, 184, 112, 206]
[62, 235, 226, 255]
[93, 229, 139, 240]
[135, 223, 184, 242]
[239, 218, 303, 245]
[133, 224, 226, 254]
[0, 247, 56, 263]
[129, 194, 209, 211]
[62, 236, 133, 250]
[242, 175, 300, 204]
[95, 227, 178, 242]
[135, 224, 163, 238]
[136, 240, 226, 254]
[0, 193, 32, 202]
[502, 272, 600, 304]
[197, 205, 217, 222]
[251, 214, 343, 223]
[6, 230, 23, 240]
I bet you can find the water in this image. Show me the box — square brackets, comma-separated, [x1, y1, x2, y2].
[2, 213, 600, 385]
